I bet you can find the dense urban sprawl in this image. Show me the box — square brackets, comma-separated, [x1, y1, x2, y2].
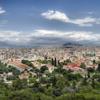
[0, 47, 100, 100]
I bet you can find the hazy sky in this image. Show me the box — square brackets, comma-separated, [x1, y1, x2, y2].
[0, 0, 100, 47]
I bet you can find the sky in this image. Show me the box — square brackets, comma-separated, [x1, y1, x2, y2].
[0, 0, 100, 47]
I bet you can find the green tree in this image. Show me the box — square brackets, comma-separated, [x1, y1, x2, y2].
[97, 63, 100, 72]
[22, 60, 33, 67]
[12, 79, 27, 90]
[8, 89, 34, 100]
[54, 58, 57, 67]
[40, 66, 48, 73]
[80, 63, 86, 69]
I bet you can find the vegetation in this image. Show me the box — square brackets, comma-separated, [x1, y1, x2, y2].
[22, 60, 34, 67]
[1, 59, 100, 100]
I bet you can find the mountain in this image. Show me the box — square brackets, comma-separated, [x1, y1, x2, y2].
[63, 42, 83, 47]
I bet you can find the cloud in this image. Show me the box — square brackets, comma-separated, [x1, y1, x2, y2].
[35, 29, 99, 41]
[0, 31, 32, 46]
[70, 17, 96, 27]
[41, 10, 100, 27]
[0, 29, 100, 47]
[41, 10, 69, 23]
[0, 7, 6, 15]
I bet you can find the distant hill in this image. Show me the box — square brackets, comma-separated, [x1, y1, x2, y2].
[63, 42, 83, 47]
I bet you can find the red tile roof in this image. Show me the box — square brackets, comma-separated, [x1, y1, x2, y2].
[67, 63, 80, 68]
[8, 61, 29, 69]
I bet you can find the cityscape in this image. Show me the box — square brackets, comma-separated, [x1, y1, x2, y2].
[0, 0, 100, 100]
[0, 46, 100, 99]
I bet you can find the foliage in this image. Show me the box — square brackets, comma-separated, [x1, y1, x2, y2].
[1, 60, 100, 100]
[22, 60, 34, 67]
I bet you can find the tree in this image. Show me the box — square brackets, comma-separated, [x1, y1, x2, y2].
[93, 73, 100, 82]
[51, 58, 54, 65]
[91, 77, 95, 88]
[45, 86, 53, 96]
[63, 59, 71, 65]
[0, 61, 8, 74]
[87, 67, 95, 73]
[8, 90, 34, 100]
[97, 63, 100, 72]
[80, 63, 86, 69]
[49, 75, 57, 86]
[53, 88, 62, 96]
[72, 81, 76, 89]
[8, 66, 20, 76]
[93, 59, 96, 64]
[40, 66, 48, 73]
[67, 73, 82, 81]
[22, 60, 33, 67]
[55, 76, 66, 90]
[54, 58, 57, 67]
[81, 75, 88, 86]
[12, 79, 27, 90]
